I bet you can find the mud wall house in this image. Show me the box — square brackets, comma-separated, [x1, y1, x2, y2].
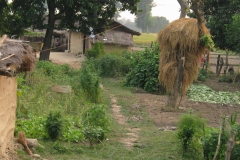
[68, 21, 141, 54]
[0, 37, 35, 159]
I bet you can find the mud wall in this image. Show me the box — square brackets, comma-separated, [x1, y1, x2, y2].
[0, 76, 17, 159]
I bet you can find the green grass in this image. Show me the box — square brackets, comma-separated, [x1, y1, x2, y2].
[133, 33, 157, 47]
[17, 63, 182, 160]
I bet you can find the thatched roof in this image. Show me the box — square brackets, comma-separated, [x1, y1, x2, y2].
[95, 30, 135, 46]
[158, 18, 210, 95]
[0, 36, 36, 77]
[94, 21, 141, 46]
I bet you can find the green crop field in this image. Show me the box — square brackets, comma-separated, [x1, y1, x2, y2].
[133, 33, 157, 46]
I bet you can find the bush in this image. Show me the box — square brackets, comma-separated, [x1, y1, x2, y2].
[79, 63, 100, 103]
[86, 42, 104, 59]
[126, 42, 165, 94]
[82, 104, 110, 145]
[45, 111, 63, 141]
[218, 75, 233, 83]
[197, 68, 208, 81]
[177, 113, 205, 158]
[93, 54, 131, 77]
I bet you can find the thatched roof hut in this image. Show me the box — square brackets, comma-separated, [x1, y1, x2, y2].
[158, 18, 210, 95]
[0, 36, 36, 77]
[95, 21, 141, 46]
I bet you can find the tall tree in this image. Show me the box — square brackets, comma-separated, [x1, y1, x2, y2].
[11, 0, 140, 61]
[135, 0, 155, 32]
[203, 0, 240, 50]
[149, 16, 169, 33]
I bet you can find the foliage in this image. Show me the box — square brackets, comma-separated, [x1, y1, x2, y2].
[24, 30, 45, 37]
[45, 111, 63, 141]
[10, 0, 140, 60]
[79, 63, 100, 103]
[177, 113, 205, 158]
[82, 104, 110, 145]
[202, 130, 229, 160]
[135, 0, 155, 32]
[200, 34, 214, 50]
[126, 43, 165, 94]
[86, 42, 105, 59]
[91, 53, 131, 77]
[225, 13, 240, 53]
[218, 75, 233, 83]
[203, 0, 240, 51]
[0, 1, 29, 36]
[82, 104, 110, 132]
[15, 115, 47, 139]
[149, 16, 169, 33]
[17, 76, 30, 97]
[187, 84, 240, 104]
[197, 68, 208, 82]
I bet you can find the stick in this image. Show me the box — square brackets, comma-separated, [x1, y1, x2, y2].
[0, 54, 15, 61]
[225, 130, 235, 160]
[213, 126, 222, 160]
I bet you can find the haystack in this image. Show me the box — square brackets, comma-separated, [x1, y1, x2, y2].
[0, 38, 36, 76]
[0, 35, 36, 159]
[158, 18, 210, 95]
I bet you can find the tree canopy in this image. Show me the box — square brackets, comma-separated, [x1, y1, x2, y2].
[203, 0, 240, 51]
[135, 0, 155, 33]
[10, 0, 140, 60]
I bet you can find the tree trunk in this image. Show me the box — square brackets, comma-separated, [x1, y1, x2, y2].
[39, 0, 55, 61]
[177, 0, 189, 18]
[166, 52, 183, 110]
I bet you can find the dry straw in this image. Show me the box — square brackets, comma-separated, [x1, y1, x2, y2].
[158, 18, 210, 95]
[0, 37, 36, 76]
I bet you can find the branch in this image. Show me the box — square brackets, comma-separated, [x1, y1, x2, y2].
[177, 0, 189, 18]
[190, 0, 205, 26]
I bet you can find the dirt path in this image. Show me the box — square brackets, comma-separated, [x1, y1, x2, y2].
[110, 94, 140, 149]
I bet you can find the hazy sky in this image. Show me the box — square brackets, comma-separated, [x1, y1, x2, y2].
[119, 0, 180, 22]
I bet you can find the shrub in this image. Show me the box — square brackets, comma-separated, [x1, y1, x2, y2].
[86, 42, 104, 59]
[45, 111, 63, 141]
[79, 64, 100, 103]
[197, 68, 208, 81]
[177, 113, 205, 158]
[82, 104, 110, 145]
[93, 54, 131, 77]
[218, 75, 233, 83]
[126, 42, 165, 94]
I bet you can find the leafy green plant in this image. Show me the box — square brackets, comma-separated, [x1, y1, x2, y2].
[45, 111, 63, 141]
[15, 115, 47, 138]
[92, 54, 131, 77]
[197, 68, 208, 81]
[177, 113, 205, 158]
[86, 42, 105, 59]
[218, 75, 233, 83]
[200, 34, 214, 50]
[126, 42, 165, 94]
[82, 104, 110, 145]
[187, 84, 240, 104]
[79, 64, 100, 103]
[202, 130, 229, 160]
[83, 126, 105, 146]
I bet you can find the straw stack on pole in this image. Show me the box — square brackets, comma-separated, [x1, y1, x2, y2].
[157, 0, 211, 110]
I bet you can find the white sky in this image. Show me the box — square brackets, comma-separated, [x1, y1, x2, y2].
[119, 0, 180, 22]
